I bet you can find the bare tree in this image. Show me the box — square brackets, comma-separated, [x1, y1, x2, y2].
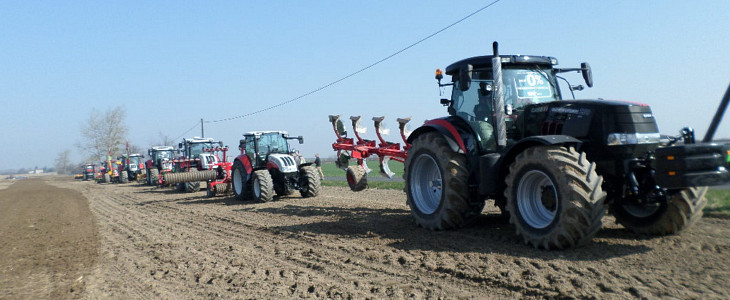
[156, 131, 175, 147]
[77, 106, 128, 162]
[55, 149, 72, 174]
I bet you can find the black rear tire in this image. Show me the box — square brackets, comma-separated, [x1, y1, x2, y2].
[404, 132, 482, 230]
[150, 169, 160, 186]
[611, 187, 708, 235]
[346, 165, 368, 191]
[232, 160, 250, 201]
[505, 146, 607, 250]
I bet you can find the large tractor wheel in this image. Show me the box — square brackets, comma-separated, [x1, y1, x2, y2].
[232, 160, 251, 201]
[611, 187, 707, 235]
[252, 170, 274, 202]
[505, 146, 607, 250]
[404, 132, 482, 230]
[300, 165, 321, 198]
[103, 173, 111, 184]
[120, 171, 129, 183]
[146, 169, 152, 185]
[150, 169, 159, 186]
[346, 165, 368, 191]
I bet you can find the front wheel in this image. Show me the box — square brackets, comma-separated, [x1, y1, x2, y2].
[611, 187, 708, 235]
[404, 132, 481, 230]
[120, 171, 129, 183]
[300, 166, 321, 198]
[505, 146, 607, 250]
[252, 170, 274, 203]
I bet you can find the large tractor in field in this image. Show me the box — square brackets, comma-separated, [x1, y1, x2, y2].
[231, 131, 320, 202]
[117, 153, 145, 183]
[145, 146, 176, 186]
[330, 42, 730, 249]
[82, 163, 96, 181]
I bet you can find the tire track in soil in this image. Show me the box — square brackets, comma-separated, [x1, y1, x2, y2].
[52, 179, 730, 299]
[66, 181, 508, 298]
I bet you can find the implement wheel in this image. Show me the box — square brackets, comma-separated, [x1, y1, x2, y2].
[505, 146, 607, 250]
[346, 165, 368, 191]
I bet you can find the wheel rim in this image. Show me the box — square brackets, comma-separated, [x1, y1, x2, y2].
[517, 170, 557, 229]
[409, 153, 442, 215]
[253, 177, 261, 198]
[233, 167, 244, 195]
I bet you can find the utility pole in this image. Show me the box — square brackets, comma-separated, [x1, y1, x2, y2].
[201, 118, 205, 138]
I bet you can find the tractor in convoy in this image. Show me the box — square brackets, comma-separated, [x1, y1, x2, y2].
[145, 146, 176, 186]
[231, 131, 320, 202]
[82, 163, 96, 181]
[330, 42, 730, 249]
[161, 137, 224, 193]
[118, 153, 145, 182]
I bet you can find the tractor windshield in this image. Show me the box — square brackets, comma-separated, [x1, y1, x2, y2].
[155, 150, 173, 161]
[189, 142, 215, 157]
[257, 133, 290, 156]
[129, 156, 141, 165]
[451, 66, 559, 121]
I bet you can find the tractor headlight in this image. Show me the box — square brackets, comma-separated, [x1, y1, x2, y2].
[606, 133, 661, 146]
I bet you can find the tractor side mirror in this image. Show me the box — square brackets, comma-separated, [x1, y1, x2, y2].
[297, 136, 304, 144]
[581, 62, 593, 88]
[458, 64, 473, 91]
[178, 142, 183, 149]
[218, 141, 223, 147]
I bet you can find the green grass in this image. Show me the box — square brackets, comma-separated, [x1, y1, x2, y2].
[705, 189, 730, 216]
[321, 160, 404, 178]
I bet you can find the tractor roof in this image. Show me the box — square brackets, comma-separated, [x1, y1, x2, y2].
[151, 146, 175, 151]
[183, 137, 217, 143]
[243, 131, 289, 137]
[445, 55, 557, 75]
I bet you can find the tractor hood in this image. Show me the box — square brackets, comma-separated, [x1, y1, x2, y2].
[268, 154, 299, 173]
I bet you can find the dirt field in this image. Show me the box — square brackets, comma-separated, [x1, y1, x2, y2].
[2, 176, 730, 299]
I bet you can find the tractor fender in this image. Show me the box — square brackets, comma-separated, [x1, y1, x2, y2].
[234, 154, 253, 175]
[498, 135, 583, 178]
[407, 118, 468, 154]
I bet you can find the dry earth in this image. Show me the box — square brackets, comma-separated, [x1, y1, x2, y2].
[2, 176, 730, 299]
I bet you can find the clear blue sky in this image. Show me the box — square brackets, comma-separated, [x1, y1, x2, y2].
[1, 1, 729, 170]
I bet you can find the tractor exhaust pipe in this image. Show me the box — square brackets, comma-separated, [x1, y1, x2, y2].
[492, 41, 507, 150]
[702, 83, 730, 143]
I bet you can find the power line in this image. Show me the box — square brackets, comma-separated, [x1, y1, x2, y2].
[172, 122, 200, 141]
[207, 0, 502, 124]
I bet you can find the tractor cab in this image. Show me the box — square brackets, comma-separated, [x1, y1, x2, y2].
[241, 131, 303, 168]
[438, 55, 592, 154]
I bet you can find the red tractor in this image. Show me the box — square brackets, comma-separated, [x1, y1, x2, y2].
[161, 137, 225, 193]
[145, 146, 176, 186]
[231, 131, 320, 202]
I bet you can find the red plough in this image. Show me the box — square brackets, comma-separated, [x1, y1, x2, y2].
[328, 115, 411, 191]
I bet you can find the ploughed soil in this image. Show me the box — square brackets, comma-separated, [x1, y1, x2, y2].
[2, 176, 730, 299]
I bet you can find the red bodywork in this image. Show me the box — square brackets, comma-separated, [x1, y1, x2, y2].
[329, 115, 411, 178]
[203, 147, 233, 193]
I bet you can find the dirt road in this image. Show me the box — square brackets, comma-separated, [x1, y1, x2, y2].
[2, 177, 730, 299]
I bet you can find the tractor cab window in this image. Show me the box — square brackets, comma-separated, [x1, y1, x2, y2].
[502, 67, 558, 109]
[155, 150, 172, 161]
[451, 71, 493, 122]
[257, 133, 289, 156]
[244, 137, 256, 163]
[188, 142, 215, 157]
[129, 156, 140, 165]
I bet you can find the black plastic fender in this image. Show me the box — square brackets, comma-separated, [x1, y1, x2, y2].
[484, 135, 583, 195]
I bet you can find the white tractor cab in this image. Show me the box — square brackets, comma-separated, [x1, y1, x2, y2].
[231, 131, 319, 202]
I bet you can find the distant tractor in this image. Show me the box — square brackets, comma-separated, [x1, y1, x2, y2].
[162, 137, 224, 193]
[231, 131, 320, 202]
[119, 153, 145, 182]
[82, 163, 96, 181]
[145, 146, 176, 186]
